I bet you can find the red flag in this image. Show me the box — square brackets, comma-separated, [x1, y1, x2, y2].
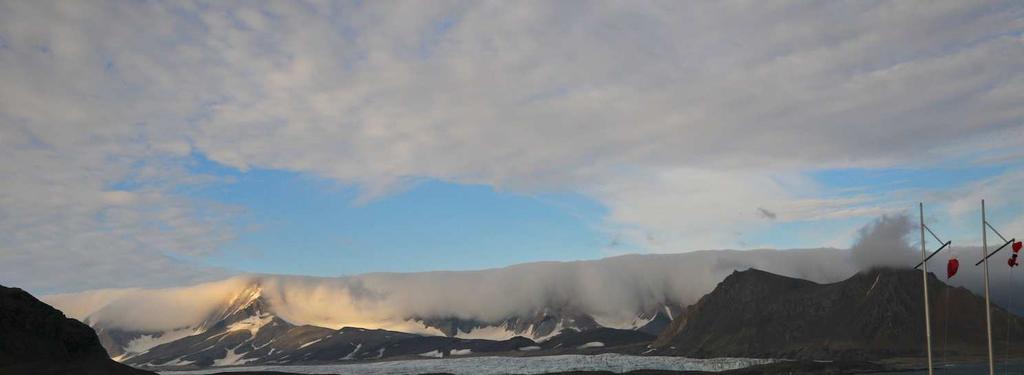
[947, 258, 959, 278]
[1013, 241, 1022, 253]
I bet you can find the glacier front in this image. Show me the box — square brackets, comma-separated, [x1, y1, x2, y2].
[159, 353, 776, 375]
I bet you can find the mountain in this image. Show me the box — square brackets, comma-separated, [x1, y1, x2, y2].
[112, 284, 541, 369]
[415, 303, 682, 341]
[47, 249, 862, 363]
[98, 281, 669, 370]
[122, 285, 336, 367]
[0, 284, 153, 375]
[49, 273, 686, 368]
[653, 268, 1024, 360]
[57, 249, 1024, 368]
[47, 250, 858, 338]
[416, 307, 602, 340]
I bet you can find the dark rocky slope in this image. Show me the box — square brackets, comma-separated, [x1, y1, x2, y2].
[0, 284, 153, 375]
[539, 328, 654, 352]
[654, 267, 1024, 360]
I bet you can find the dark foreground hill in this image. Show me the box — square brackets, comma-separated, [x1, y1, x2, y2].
[0, 284, 154, 375]
[653, 267, 1024, 360]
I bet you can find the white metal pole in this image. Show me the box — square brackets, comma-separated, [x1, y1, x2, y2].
[920, 203, 933, 375]
[982, 199, 994, 375]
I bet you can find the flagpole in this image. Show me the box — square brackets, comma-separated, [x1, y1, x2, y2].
[982, 199, 994, 375]
[919, 203, 934, 375]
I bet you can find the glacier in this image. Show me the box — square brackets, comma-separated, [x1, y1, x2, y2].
[159, 354, 776, 374]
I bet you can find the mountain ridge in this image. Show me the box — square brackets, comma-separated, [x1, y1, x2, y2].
[71, 276, 682, 363]
[653, 267, 1024, 360]
[45, 249, 860, 338]
[118, 285, 658, 369]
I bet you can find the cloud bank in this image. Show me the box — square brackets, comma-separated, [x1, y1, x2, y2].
[45, 249, 852, 332]
[50, 214, 1024, 334]
[49, 216, 938, 333]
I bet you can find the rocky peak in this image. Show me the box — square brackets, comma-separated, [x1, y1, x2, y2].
[199, 284, 269, 331]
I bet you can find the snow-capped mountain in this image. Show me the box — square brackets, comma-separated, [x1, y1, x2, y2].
[43, 249, 864, 368]
[99, 282, 655, 369]
[82, 282, 679, 365]
[416, 302, 682, 342]
[417, 307, 600, 341]
[92, 284, 273, 361]
[122, 285, 324, 367]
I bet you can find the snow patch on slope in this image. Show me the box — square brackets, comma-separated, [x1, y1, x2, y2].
[213, 346, 256, 367]
[226, 314, 273, 336]
[119, 328, 200, 361]
[158, 357, 195, 367]
[342, 344, 362, 360]
[533, 323, 568, 343]
[298, 338, 322, 349]
[391, 321, 447, 336]
[599, 315, 655, 330]
[454, 325, 518, 341]
[865, 274, 881, 297]
[418, 350, 444, 358]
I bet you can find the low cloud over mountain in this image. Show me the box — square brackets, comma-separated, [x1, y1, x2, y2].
[48, 215, 953, 336]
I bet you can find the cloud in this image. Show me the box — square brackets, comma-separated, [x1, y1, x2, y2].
[46, 248, 858, 333]
[756, 208, 777, 220]
[1, 1, 1022, 291]
[848, 214, 918, 270]
[46, 214, 1024, 335]
[588, 168, 805, 251]
[46, 276, 253, 332]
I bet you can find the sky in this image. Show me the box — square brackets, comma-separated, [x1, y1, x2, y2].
[1, 0, 1022, 294]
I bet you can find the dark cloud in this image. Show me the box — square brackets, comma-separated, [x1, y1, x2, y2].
[757, 207, 778, 220]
